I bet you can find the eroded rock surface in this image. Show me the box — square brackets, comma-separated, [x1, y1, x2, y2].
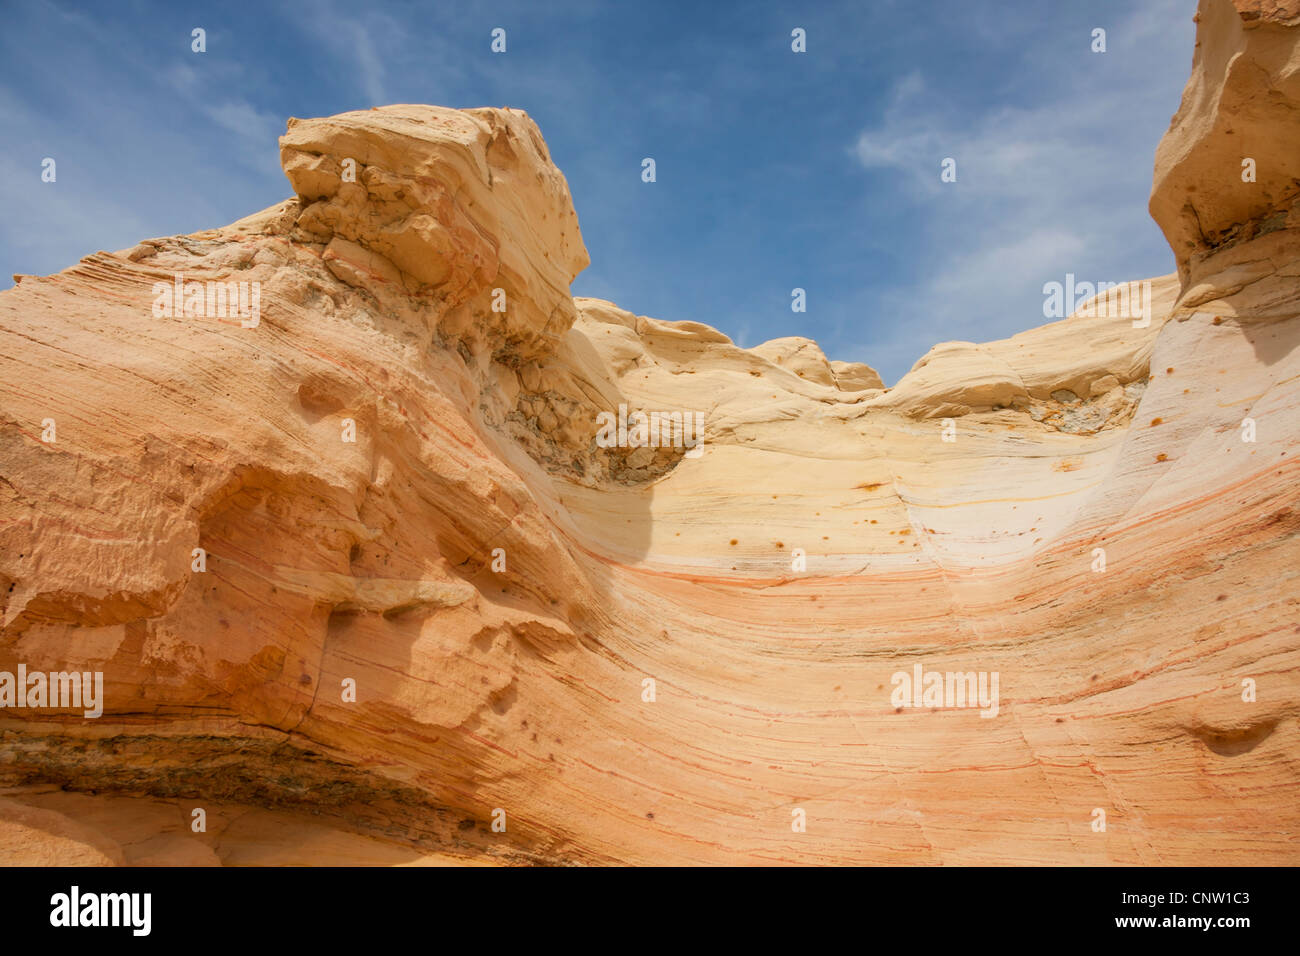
[1, 1, 1297, 865]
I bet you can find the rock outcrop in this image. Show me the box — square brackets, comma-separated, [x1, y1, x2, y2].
[1151, 0, 1300, 289]
[1, 0, 1297, 865]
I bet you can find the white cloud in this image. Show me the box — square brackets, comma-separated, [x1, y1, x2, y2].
[205, 100, 285, 174]
[339, 19, 389, 106]
[846, 0, 1196, 382]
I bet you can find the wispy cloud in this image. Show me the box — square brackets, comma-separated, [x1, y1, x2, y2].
[308, 14, 392, 106]
[205, 100, 285, 174]
[845, 0, 1195, 381]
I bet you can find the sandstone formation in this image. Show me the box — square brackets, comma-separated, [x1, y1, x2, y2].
[1, 0, 1297, 865]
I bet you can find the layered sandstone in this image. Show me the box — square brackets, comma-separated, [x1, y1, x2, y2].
[1, 0, 1297, 865]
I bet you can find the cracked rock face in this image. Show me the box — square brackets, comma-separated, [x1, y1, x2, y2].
[1, 0, 1299, 865]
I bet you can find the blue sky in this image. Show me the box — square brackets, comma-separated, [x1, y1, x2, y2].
[0, 0, 1197, 383]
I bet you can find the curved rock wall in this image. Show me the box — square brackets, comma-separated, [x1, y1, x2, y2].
[1, 2, 1297, 865]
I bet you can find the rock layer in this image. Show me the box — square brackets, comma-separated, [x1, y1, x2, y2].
[1, 0, 1297, 865]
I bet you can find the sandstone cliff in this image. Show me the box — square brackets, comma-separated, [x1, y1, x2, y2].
[1, 0, 1297, 865]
